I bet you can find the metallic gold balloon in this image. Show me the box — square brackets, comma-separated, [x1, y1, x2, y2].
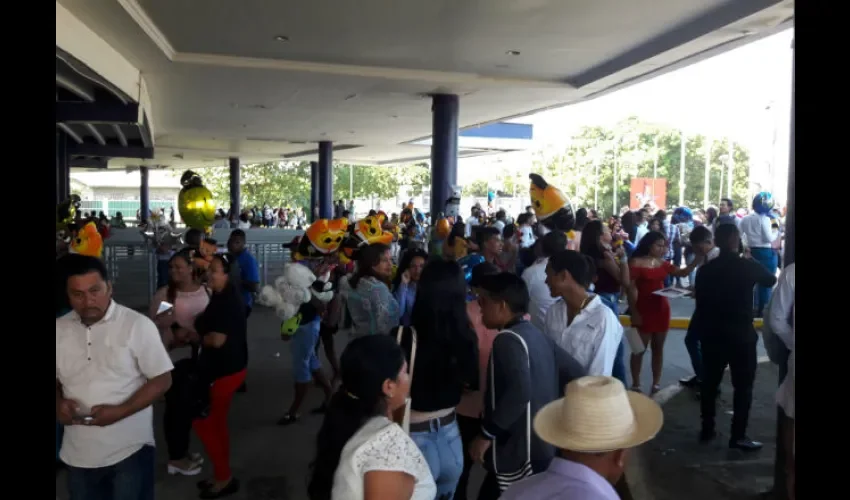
[177, 170, 216, 230]
[56, 194, 81, 229]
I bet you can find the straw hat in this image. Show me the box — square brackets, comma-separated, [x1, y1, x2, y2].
[534, 376, 663, 453]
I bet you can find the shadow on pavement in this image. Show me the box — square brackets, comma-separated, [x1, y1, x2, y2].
[57, 304, 778, 500]
[627, 362, 780, 500]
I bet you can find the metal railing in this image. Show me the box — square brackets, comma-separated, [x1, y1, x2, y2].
[104, 228, 304, 309]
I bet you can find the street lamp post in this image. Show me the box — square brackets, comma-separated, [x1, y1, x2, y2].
[703, 138, 712, 210]
[613, 139, 620, 215]
[594, 143, 599, 212]
[727, 138, 734, 201]
[652, 135, 659, 200]
[679, 130, 686, 207]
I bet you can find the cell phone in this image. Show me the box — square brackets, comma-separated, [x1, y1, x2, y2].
[157, 301, 174, 316]
[73, 415, 94, 424]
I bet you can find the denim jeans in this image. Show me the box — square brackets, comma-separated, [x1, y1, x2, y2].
[684, 326, 702, 381]
[750, 247, 778, 314]
[66, 445, 155, 500]
[686, 252, 696, 286]
[411, 418, 464, 499]
[596, 292, 627, 385]
[671, 245, 683, 286]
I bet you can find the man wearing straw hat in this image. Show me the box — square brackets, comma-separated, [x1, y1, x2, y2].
[502, 376, 663, 500]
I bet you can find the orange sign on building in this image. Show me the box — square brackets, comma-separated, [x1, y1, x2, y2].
[629, 178, 667, 211]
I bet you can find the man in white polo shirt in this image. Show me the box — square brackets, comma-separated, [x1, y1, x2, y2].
[739, 196, 779, 317]
[56, 255, 173, 500]
[543, 250, 623, 376]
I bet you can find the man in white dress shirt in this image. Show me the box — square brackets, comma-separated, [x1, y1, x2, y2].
[543, 250, 623, 376]
[739, 201, 779, 316]
[633, 209, 650, 244]
[522, 231, 568, 331]
[56, 255, 174, 500]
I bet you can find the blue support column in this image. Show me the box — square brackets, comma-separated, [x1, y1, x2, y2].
[229, 157, 241, 219]
[318, 142, 333, 219]
[430, 94, 459, 223]
[56, 131, 70, 205]
[310, 161, 320, 222]
[139, 166, 150, 223]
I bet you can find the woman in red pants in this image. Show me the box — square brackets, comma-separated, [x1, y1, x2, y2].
[628, 231, 700, 395]
[193, 253, 248, 498]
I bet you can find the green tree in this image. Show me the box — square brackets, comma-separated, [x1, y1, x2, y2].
[190, 161, 313, 211]
[184, 160, 432, 212]
[532, 117, 751, 217]
[463, 180, 490, 197]
[398, 163, 432, 196]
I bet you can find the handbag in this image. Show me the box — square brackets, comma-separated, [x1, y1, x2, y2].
[624, 326, 646, 355]
[393, 326, 418, 433]
[174, 357, 212, 420]
[491, 330, 533, 491]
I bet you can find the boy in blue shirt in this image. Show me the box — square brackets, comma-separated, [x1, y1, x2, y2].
[227, 229, 259, 392]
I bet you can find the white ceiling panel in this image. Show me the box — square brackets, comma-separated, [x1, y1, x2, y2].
[56, 0, 793, 168]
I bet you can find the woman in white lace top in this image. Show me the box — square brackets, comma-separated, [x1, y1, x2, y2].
[307, 335, 435, 500]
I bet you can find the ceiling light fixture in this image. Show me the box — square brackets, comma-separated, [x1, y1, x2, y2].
[274, 35, 290, 42]
[505, 50, 521, 56]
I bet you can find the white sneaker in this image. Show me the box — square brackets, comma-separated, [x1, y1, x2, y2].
[167, 462, 202, 476]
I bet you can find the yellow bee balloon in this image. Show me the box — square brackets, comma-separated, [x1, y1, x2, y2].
[56, 194, 81, 230]
[177, 170, 216, 230]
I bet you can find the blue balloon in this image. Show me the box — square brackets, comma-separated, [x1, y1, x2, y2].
[672, 207, 693, 224]
[752, 192, 775, 216]
[457, 254, 486, 284]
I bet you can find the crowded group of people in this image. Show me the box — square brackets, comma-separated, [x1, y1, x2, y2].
[56, 226, 261, 499]
[56, 173, 794, 500]
[211, 205, 309, 230]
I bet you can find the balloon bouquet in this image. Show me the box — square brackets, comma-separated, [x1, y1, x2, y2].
[261, 217, 348, 337]
[56, 194, 105, 258]
[175, 170, 217, 271]
[139, 211, 181, 249]
[262, 212, 401, 338]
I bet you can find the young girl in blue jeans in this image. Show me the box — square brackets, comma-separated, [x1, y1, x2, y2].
[278, 304, 334, 425]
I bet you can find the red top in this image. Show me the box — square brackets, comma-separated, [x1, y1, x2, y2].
[629, 261, 673, 334]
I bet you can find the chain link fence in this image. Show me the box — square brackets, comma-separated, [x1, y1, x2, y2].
[104, 228, 302, 309]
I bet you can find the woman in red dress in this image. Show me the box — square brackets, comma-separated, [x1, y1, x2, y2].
[628, 231, 700, 394]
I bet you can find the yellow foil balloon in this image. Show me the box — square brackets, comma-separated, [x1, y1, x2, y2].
[177, 170, 216, 230]
[56, 194, 81, 229]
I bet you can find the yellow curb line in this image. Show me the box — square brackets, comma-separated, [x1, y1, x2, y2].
[619, 316, 764, 330]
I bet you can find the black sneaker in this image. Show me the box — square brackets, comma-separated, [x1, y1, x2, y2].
[679, 376, 700, 388]
[699, 428, 717, 443]
[199, 478, 240, 499]
[729, 437, 763, 451]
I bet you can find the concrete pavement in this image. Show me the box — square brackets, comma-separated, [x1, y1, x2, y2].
[56, 301, 776, 500]
[627, 362, 781, 500]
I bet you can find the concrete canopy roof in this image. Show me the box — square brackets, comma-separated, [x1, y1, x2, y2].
[56, 0, 793, 169]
